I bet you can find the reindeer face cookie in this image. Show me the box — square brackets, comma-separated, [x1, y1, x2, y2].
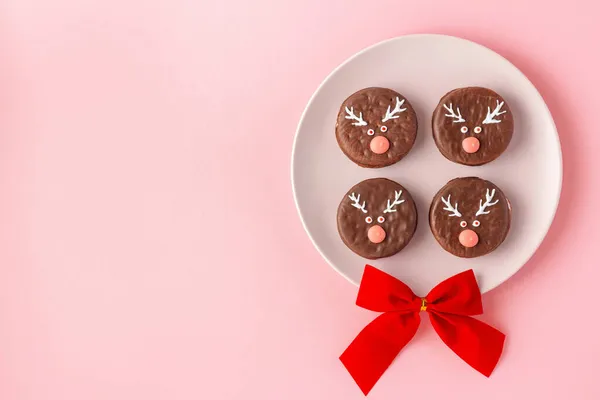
[336, 88, 418, 168]
[337, 178, 417, 259]
[432, 87, 513, 166]
[429, 177, 511, 258]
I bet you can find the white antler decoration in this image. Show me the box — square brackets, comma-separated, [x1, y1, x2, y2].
[441, 195, 462, 217]
[348, 193, 367, 214]
[383, 190, 405, 214]
[442, 103, 465, 123]
[344, 106, 367, 126]
[382, 97, 407, 122]
[475, 188, 499, 216]
[482, 100, 506, 124]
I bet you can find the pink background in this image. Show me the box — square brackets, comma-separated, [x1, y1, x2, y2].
[0, 0, 597, 399]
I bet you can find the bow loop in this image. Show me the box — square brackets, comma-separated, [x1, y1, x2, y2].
[341, 266, 505, 395]
[425, 269, 483, 316]
[356, 265, 421, 313]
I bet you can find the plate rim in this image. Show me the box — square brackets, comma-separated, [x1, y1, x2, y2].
[291, 33, 563, 293]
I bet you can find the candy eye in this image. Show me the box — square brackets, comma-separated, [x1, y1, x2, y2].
[460, 220, 467, 228]
[365, 216, 373, 223]
[377, 216, 385, 223]
[367, 129, 375, 136]
[380, 126, 388, 132]
[472, 220, 480, 227]
[474, 126, 482, 134]
[460, 126, 469, 134]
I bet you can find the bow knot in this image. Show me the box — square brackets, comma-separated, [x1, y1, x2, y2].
[420, 298, 427, 311]
[340, 265, 505, 395]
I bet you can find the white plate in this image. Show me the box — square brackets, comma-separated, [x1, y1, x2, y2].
[291, 34, 562, 294]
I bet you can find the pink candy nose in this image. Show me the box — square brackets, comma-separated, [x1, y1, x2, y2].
[367, 225, 386, 243]
[370, 136, 390, 154]
[462, 137, 480, 153]
[459, 229, 479, 248]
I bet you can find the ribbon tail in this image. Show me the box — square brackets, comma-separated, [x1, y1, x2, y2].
[340, 311, 420, 395]
[429, 311, 505, 377]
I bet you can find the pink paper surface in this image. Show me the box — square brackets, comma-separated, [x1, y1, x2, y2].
[0, 0, 596, 399]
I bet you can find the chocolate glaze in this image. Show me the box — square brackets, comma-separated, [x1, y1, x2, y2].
[336, 88, 417, 168]
[429, 177, 511, 258]
[337, 178, 417, 259]
[432, 87, 513, 166]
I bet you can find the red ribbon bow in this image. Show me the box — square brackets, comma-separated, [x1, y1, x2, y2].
[340, 265, 505, 395]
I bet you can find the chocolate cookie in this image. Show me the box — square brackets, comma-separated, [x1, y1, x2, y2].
[429, 177, 511, 258]
[432, 87, 513, 166]
[337, 178, 417, 259]
[336, 88, 418, 168]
